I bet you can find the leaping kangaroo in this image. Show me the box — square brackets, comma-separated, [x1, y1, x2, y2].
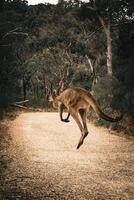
[49, 87, 122, 149]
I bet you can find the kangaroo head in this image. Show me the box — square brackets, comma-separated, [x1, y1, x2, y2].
[48, 89, 57, 102]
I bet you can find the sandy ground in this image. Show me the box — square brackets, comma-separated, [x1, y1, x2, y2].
[0, 112, 134, 200]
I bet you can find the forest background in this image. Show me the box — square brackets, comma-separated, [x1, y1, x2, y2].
[0, 0, 134, 134]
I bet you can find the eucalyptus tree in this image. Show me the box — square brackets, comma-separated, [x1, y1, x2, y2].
[79, 0, 133, 76]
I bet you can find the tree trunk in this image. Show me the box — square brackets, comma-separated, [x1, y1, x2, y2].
[23, 79, 27, 101]
[106, 24, 112, 76]
[58, 0, 64, 4]
[85, 55, 97, 90]
[99, 16, 113, 76]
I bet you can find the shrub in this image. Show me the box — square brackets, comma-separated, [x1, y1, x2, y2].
[88, 76, 124, 128]
[93, 76, 123, 111]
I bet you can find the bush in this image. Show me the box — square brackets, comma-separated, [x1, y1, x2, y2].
[92, 76, 123, 111]
[87, 76, 124, 128]
[71, 70, 92, 90]
[87, 75, 134, 134]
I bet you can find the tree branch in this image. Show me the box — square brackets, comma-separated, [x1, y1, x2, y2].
[3, 27, 28, 39]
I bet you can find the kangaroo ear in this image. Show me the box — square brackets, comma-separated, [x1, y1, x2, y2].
[48, 90, 57, 102]
[53, 89, 57, 96]
[48, 94, 54, 102]
[54, 88, 61, 96]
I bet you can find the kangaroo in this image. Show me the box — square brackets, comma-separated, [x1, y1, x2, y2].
[49, 87, 123, 149]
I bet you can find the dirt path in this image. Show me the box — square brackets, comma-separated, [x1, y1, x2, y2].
[1, 112, 134, 200]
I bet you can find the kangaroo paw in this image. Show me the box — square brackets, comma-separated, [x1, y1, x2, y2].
[61, 119, 70, 123]
[64, 119, 70, 123]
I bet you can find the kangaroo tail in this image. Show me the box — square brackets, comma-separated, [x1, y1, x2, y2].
[89, 97, 123, 122]
[99, 110, 123, 122]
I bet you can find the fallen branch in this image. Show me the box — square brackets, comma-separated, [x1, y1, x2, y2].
[14, 100, 29, 105]
[10, 103, 42, 112]
[11, 104, 28, 109]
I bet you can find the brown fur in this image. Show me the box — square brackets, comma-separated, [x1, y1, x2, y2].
[49, 87, 122, 149]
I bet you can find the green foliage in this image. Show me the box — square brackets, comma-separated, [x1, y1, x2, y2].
[93, 76, 123, 111]
[71, 70, 92, 90]
[86, 76, 123, 128]
[115, 61, 134, 115]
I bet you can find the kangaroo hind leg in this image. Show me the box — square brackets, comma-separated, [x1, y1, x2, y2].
[77, 109, 89, 149]
[69, 108, 86, 149]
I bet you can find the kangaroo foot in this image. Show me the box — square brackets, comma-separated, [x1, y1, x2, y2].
[77, 132, 88, 149]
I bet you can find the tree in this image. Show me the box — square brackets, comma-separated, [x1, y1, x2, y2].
[79, 0, 134, 76]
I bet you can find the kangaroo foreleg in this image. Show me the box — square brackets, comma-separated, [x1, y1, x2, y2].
[59, 103, 70, 122]
[65, 112, 70, 122]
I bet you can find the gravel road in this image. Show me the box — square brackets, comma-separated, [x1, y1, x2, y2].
[1, 112, 134, 200]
